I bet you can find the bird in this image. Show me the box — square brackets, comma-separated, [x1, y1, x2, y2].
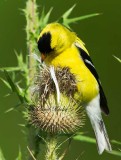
[37, 22, 112, 154]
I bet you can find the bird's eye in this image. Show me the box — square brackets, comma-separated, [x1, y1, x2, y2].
[37, 32, 53, 53]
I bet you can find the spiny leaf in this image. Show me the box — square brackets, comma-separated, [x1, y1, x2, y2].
[109, 150, 121, 157]
[59, 4, 101, 28]
[40, 7, 45, 21]
[59, 4, 76, 28]
[0, 67, 21, 72]
[4, 93, 11, 97]
[15, 51, 28, 75]
[4, 103, 24, 114]
[62, 4, 76, 19]
[39, 7, 53, 29]
[67, 13, 101, 24]
[15, 52, 24, 66]
[73, 134, 96, 144]
[43, 7, 53, 26]
[16, 148, 22, 160]
[18, 124, 26, 127]
[113, 55, 121, 63]
[111, 140, 121, 145]
[4, 107, 14, 113]
[4, 70, 17, 92]
[73, 134, 121, 157]
[0, 78, 11, 89]
[4, 70, 25, 103]
[27, 146, 37, 160]
[0, 52, 28, 75]
[73, 133, 121, 146]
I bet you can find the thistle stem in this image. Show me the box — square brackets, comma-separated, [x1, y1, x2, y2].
[26, 0, 39, 82]
[45, 135, 58, 160]
[25, 0, 39, 159]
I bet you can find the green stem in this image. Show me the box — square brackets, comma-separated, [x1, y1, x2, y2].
[25, 0, 40, 159]
[26, 0, 39, 82]
[45, 135, 58, 160]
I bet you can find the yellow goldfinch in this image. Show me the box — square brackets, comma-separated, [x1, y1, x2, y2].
[37, 23, 112, 154]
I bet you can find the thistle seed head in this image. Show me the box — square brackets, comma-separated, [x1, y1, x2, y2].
[29, 66, 85, 134]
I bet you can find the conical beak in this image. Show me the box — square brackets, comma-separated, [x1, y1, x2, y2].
[41, 53, 46, 62]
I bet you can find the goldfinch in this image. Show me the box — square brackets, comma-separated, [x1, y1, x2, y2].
[37, 23, 112, 154]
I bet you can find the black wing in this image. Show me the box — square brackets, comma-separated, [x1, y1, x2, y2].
[76, 45, 109, 115]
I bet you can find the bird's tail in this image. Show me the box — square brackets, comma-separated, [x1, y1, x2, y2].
[90, 117, 112, 154]
[86, 95, 112, 154]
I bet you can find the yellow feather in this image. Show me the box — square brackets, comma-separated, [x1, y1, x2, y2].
[39, 23, 99, 103]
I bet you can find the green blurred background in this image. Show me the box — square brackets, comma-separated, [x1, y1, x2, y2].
[0, 0, 121, 159]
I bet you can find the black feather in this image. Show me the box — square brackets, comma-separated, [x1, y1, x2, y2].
[76, 45, 109, 115]
[38, 32, 53, 53]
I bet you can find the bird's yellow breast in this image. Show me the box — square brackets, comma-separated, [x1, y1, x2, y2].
[45, 45, 99, 103]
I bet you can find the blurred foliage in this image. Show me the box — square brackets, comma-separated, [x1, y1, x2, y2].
[15, 149, 22, 160]
[0, 148, 5, 160]
[0, 0, 121, 159]
[73, 133, 121, 157]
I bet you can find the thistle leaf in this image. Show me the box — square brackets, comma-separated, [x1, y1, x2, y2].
[16, 148, 22, 160]
[4, 107, 14, 113]
[109, 150, 121, 157]
[4, 70, 25, 103]
[4, 102, 24, 114]
[59, 4, 101, 28]
[113, 55, 121, 63]
[0, 78, 11, 89]
[73, 134, 121, 157]
[43, 7, 53, 25]
[73, 134, 96, 144]
[0, 148, 5, 160]
[15, 52, 28, 73]
[39, 7, 53, 29]
[62, 4, 76, 19]
[111, 140, 121, 145]
[67, 13, 101, 24]
[0, 67, 21, 72]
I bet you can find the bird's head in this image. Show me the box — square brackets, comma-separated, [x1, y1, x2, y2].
[37, 23, 76, 62]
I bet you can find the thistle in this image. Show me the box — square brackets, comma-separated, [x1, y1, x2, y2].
[29, 66, 85, 134]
